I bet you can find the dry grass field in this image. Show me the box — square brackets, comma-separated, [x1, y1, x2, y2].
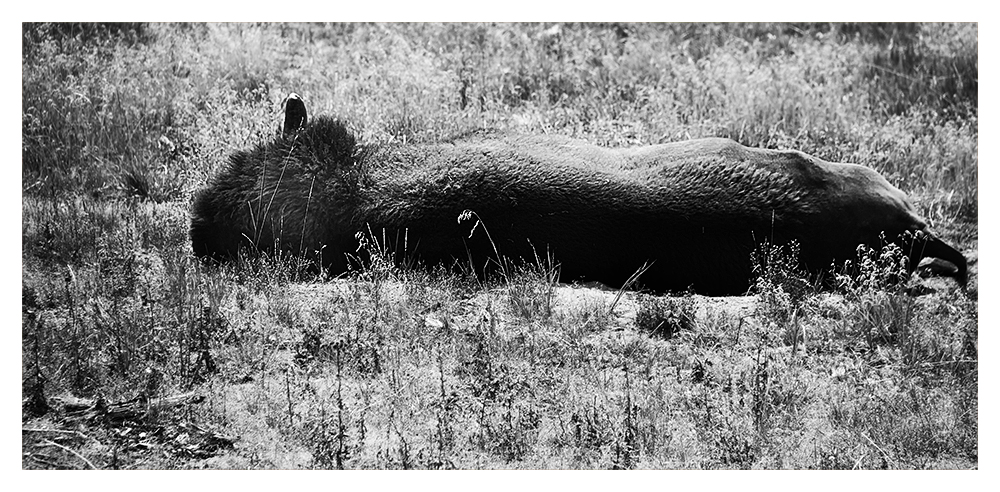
[22, 22, 977, 469]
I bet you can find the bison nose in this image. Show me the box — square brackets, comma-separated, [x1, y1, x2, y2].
[917, 257, 959, 278]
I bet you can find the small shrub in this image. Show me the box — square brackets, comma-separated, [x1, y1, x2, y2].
[833, 242, 917, 350]
[751, 240, 816, 351]
[504, 250, 560, 321]
[634, 294, 695, 339]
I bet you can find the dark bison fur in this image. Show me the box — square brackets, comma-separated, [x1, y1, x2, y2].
[191, 114, 968, 295]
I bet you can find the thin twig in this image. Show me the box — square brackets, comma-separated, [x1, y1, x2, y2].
[27, 454, 60, 468]
[860, 433, 895, 469]
[865, 63, 921, 82]
[904, 359, 978, 369]
[40, 439, 97, 470]
[22, 428, 90, 440]
[608, 261, 654, 315]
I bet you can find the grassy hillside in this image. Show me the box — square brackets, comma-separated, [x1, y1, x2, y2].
[22, 22, 977, 469]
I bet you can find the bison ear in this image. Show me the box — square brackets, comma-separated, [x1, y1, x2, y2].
[282, 92, 308, 136]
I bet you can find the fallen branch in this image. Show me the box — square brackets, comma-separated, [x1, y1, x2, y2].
[108, 392, 206, 421]
[54, 392, 206, 421]
[150, 392, 205, 411]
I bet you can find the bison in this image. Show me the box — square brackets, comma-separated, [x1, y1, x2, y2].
[190, 94, 967, 295]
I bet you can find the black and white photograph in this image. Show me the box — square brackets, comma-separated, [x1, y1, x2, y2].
[20, 19, 979, 472]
